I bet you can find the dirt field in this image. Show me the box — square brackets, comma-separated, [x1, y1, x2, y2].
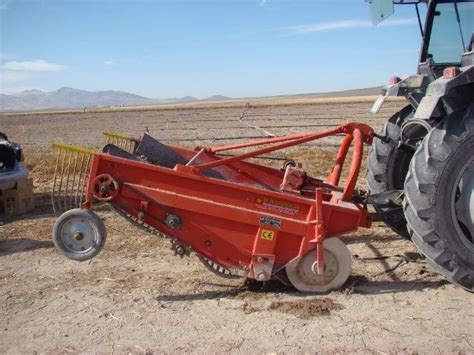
[1, 100, 473, 353]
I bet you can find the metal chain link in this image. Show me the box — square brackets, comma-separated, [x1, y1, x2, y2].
[110, 204, 241, 279]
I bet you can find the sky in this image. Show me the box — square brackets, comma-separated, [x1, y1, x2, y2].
[0, 0, 425, 99]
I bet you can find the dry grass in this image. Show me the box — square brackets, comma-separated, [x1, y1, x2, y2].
[24, 148, 57, 182]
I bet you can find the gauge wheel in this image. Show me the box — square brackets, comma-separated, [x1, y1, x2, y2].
[52, 208, 107, 261]
[366, 105, 414, 238]
[285, 238, 351, 293]
[404, 104, 474, 291]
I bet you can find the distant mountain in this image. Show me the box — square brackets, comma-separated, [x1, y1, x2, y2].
[18, 89, 44, 96]
[204, 95, 230, 101]
[0, 87, 199, 111]
[178, 96, 199, 102]
[0, 85, 382, 112]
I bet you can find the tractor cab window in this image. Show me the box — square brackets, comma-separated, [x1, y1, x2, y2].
[427, 1, 474, 64]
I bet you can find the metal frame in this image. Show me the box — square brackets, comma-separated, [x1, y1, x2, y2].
[71, 123, 373, 280]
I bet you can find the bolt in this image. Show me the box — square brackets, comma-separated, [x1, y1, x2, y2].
[73, 231, 84, 241]
[99, 185, 109, 193]
[312, 261, 326, 275]
[175, 245, 185, 256]
[165, 214, 181, 230]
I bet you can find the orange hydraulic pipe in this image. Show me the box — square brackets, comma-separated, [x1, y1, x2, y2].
[327, 134, 353, 186]
[341, 129, 363, 201]
[196, 126, 346, 171]
[209, 125, 345, 153]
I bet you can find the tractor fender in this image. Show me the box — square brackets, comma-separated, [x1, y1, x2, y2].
[370, 74, 428, 114]
[381, 74, 428, 98]
[414, 65, 474, 119]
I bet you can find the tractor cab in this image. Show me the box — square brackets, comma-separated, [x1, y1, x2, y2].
[369, 0, 474, 116]
[371, 0, 473, 76]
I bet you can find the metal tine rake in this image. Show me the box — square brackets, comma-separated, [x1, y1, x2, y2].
[51, 133, 139, 214]
[51, 143, 94, 214]
[103, 131, 138, 154]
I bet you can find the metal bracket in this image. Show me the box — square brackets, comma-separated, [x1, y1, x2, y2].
[371, 132, 391, 144]
[250, 255, 275, 281]
[397, 140, 417, 153]
[368, 190, 404, 208]
[370, 207, 405, 222]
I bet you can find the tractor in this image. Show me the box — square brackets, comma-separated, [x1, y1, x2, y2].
[367, 0, 473, 291]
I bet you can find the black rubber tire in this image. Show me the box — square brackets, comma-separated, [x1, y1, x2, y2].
[53, 208, 107, 261]
[366, 105, 414, 238]
[0, 132, 8, 140]
[404, 104, 474, 292]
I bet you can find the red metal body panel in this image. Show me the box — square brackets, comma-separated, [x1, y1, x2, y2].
[82, 123, 373, 279]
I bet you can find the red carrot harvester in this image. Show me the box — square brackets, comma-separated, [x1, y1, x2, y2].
[51, 124, 376, 293]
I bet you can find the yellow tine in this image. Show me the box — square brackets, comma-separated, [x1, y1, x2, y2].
[79, 155, 91, 205]
[69, 151, 79, 208]
[75, 153, 86, 207]
[104, 131, 133, 141]
[53, 142, 94, 155]
[51, 148, 62, 214]
[63, 150, 73, 211]
[56, 148, 67, 212]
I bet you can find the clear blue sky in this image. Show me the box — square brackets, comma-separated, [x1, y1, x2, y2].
[0, 0, 424, 98]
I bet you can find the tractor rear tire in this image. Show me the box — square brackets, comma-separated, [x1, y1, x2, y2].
[367, 105, 414, 239]
[404, 104, 474, 292]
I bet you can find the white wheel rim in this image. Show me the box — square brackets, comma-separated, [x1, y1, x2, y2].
[285, 238, 351, 293]
[58, 216, 99, 254]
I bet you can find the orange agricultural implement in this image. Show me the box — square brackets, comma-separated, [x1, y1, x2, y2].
[52, 123, 376, 293]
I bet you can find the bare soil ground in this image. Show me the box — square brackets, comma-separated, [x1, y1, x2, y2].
[1, 100, 473, 353]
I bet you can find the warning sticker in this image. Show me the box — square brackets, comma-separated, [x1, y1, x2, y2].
[256, 197, 300, 216]
[259, 215, 282, 229]
[260, 229, 275, 241]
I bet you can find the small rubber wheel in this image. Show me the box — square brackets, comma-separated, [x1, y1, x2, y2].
[52, 208, 107, 261]
[285, 238, 351, 293]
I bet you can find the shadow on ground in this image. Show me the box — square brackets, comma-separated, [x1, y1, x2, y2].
[0, 238, 54, 256]
[155, 274, 450, 303]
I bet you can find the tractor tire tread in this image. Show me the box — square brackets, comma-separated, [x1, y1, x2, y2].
[403, 104, 474, 291]
[367, 105, 413, 238]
